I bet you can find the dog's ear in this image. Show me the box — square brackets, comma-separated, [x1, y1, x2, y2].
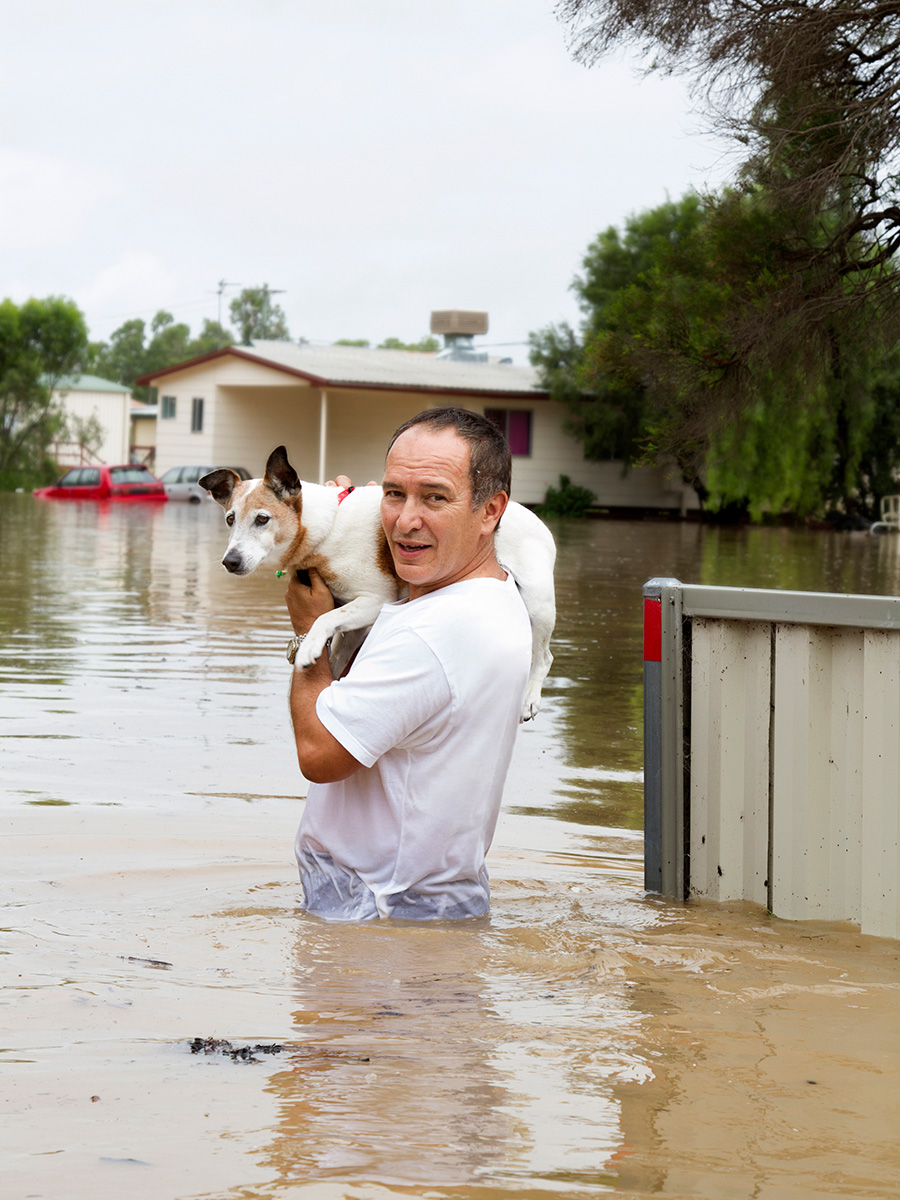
[199, 468, 241, 507]
[265, 445, 302, 499]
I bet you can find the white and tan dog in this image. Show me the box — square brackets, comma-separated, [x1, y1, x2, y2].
[200, 446, 556, 721]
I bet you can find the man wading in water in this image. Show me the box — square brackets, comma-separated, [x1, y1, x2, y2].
[285, 407, 532, 921]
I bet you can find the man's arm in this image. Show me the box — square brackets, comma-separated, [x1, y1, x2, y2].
[285, 569, 363, 785]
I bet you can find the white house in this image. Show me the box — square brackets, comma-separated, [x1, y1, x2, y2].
[50, 374, 133, 467]
[136, 339, 699, 512]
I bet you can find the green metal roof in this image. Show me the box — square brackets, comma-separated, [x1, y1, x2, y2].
[47, 373, 132, 394]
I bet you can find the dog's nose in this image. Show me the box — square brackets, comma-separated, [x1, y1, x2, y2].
[222, 551, 244, 574]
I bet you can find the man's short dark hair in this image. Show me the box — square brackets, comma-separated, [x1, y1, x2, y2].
[387, 406, 512, 508]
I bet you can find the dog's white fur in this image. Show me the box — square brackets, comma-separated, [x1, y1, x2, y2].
[200, 445, 556, 721]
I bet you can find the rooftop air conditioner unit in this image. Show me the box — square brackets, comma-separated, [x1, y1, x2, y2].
[430, 310, 490, 362]
[430, 310, 489, 337]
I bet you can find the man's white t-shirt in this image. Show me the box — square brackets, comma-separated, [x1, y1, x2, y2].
[295, 572, 532, 920]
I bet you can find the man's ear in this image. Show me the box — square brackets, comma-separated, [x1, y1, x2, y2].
[199, 468, 240, 507]
[265, 445, 302, 499]
[482, 490, 509, 534]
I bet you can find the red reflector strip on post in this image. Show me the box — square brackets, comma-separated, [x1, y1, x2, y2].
[644, 596, 662, 662]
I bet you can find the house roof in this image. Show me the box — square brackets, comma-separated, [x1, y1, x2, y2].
[130, 402, 158, 419]
[49, 373, 132, 395]
[135, 340, 548, 400]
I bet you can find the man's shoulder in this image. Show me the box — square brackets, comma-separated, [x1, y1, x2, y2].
[359, 576, 530, 701]
[411, 574, 524, 616]
[399, 575, 530, 650]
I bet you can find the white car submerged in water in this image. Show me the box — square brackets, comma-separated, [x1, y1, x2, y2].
[160, 464, 250, 502]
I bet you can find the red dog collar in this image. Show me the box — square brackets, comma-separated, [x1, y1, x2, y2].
[337, 485, 355, 503]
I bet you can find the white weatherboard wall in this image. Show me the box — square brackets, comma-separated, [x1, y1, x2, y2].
[55, 385, 131, 464]
[686, 607, 900, 939]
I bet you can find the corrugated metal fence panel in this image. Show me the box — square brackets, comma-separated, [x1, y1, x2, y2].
[645, 580, 900, 938]
[826, 630, 865, 920]
[860, 630, 900, 940]
[770, 626, 865, 924]
[689, 619, 770, 905]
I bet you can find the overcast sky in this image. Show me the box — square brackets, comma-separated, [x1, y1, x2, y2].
[2, 0, 730, 363]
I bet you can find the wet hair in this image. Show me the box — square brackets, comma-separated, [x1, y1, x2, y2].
[386, 406, 512, 508]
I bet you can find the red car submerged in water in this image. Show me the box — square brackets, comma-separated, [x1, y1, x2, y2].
[34, 464, 168, 502]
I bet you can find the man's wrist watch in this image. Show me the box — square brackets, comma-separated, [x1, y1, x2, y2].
[286, 633, 307, 664]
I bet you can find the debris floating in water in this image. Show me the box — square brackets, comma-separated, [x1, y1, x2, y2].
[190, 1037, 284, 1062]
[188, 1037, 371, 1065]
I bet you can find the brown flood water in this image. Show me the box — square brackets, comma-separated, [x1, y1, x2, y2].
[2, 493, 899, 1199]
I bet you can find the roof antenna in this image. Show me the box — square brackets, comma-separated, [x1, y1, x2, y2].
[215, 280, 240, 342]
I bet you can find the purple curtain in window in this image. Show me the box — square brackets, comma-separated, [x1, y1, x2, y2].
[506, 410, 531, 456]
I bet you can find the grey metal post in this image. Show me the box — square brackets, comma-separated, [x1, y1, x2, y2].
[643, 578, 685, 897]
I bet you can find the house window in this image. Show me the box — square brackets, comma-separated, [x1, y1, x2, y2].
[191, 397, 204, 433]
[485, 408, 532, 456]
[161, 395, 176, 420]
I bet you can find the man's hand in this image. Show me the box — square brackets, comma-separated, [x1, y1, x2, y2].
[325, 474, 378, 489]
[285, 567, 334, 637]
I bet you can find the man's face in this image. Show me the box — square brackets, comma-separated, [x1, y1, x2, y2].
[381, 425, 504, 599]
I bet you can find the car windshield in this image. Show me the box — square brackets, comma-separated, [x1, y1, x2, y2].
[110, 467, 157, 484]
[160, 467, 183, 484]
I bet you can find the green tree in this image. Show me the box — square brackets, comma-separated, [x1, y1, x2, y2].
[334, 336, 440, 351]
[0, 296, 88, 484]
[189, 318, 234, 355]
[143, 311, 193, 377]
[377, 335, 440, 352]
[530, 192, 719, 496]
[229, 285, 290, 344]
[618, 190, 899, 517]
[530, 194, 704, 467]
[90, 318, 147, 389]
[831, 349, 900, 522]
[532, 190, 900, 518]
[89, 310, 236, 401]
[557, 0, 900, 386]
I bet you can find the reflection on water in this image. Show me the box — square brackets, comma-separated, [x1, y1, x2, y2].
[3, 494, 900, 1198]
[5, 495, 900, 824]
[259, 914, 640, 1192]
[529, 516, 900, 829]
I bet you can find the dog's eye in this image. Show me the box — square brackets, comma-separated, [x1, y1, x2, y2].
[225, 512, 235, 526]
[255, 514, 270, 526]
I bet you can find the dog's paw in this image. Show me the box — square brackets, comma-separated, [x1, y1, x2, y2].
[519, 689, 543, 723]
[295, 633, 329, 669]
